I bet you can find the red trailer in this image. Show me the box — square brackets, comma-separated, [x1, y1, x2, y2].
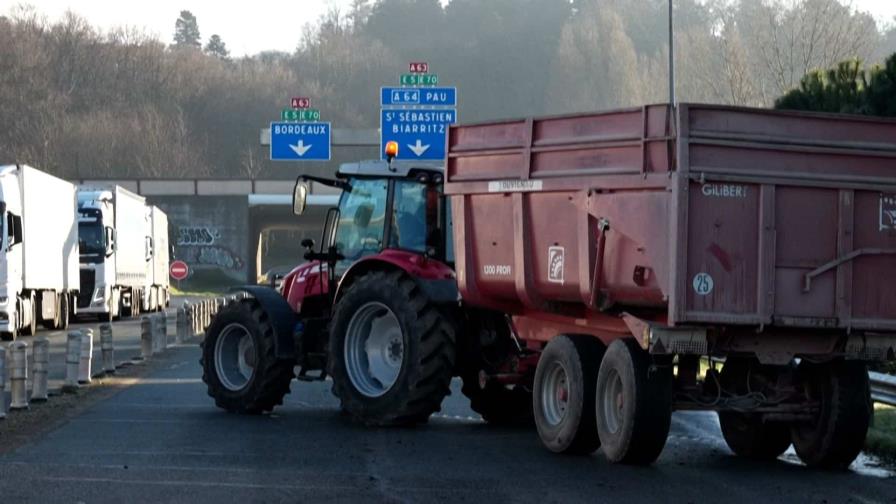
[446, 103, 896, 468]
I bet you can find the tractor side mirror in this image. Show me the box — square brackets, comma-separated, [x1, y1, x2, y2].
[293, 181, 309, 216]
[301, 238, 314, 250]
[353, 203, 373, 228]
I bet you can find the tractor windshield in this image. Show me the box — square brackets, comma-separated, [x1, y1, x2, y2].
[333, 178, 388, 263]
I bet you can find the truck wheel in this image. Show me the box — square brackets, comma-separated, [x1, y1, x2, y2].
[328, 270, 455, 426]
[533, 335, 602, 454]
[595, 338, 672, 465]
[462, 378, 533, 425]
[59, 293, 70, 330]
[24, 298, 37, 337]
[718, 358, 791, 460]
[200, 299, 295, 414]
[791, 360, 871, 469]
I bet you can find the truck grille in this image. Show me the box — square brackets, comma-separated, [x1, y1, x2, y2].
[79, 269, 95, 308]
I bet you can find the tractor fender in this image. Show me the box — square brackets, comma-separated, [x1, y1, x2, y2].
[335, 251, 458, 306]
[229, 285, 298, 360]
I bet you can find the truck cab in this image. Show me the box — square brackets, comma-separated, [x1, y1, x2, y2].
[0, 167, 26, 336]
[77, 190, 118, 319]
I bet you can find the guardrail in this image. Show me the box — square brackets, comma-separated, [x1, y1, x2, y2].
[870, 371, 896, 406]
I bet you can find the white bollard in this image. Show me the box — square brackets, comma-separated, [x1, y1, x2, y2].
[31, 337, 49, 402]
[10, 341, 28, 410]
[140, 316, 152, 360]
[100, 323, 115, 374]
[64, 331, 81, 391]
[0, 346, 7, 419]
[79, 328, 94, 384]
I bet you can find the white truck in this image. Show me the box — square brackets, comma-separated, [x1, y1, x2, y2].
[77, 185, 148, 320]
[0, 165, 79, 340]
[143, 205, 170, 312]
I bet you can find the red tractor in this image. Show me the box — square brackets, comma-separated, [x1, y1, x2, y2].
[201, 157, 533, 426]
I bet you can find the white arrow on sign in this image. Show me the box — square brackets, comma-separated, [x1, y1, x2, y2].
[290, 140, 313, 157]
[407, 140, 430, 157]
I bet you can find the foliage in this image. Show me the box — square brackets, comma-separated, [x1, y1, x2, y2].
[204, 34, 230, 59]
[173, 10, 201, 48]
[775, 54, 896, 117]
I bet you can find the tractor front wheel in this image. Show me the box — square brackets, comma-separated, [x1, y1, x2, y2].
[201, 298, 295, 414]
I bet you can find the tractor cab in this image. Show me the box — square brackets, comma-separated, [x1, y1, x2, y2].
[292, 157, 451, 277]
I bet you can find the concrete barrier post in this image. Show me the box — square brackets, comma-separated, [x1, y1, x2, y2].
[140, 316, 152, 360]
[0, 346, 6, 418]
[79, 328, 94, 384]
[100, 323, 115, 374]
[10, 341, 28, 409]
[31, 337, 49, 402]
[64, 331, 81, 391]
[176, 307, 187, 344]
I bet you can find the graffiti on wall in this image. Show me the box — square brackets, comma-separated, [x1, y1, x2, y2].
[176, 225, 244, 271]
[177, 226, 220, 246]
[197, 246, 244, 270]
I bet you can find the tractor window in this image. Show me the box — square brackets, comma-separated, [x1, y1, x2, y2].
[334, 178, 388, 263]
[390, 181, 428, 253]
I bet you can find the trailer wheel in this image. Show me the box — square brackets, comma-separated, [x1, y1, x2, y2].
[533, 335, 602, 454]
[54, 293, 70, 330]
[328, 270, 455, 426]
[200, 298, 295, 414]
[791, 360, 871, 469]
[718, 358, 791, 460]
[595, 338, 672, 465]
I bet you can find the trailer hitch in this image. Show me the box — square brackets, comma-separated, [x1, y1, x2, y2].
[802, 248, 896, 292]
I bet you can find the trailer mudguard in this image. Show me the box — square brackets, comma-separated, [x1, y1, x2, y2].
[229, 285, 298, 360]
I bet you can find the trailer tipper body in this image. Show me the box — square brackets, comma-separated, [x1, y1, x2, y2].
[446, 104, 896, 467]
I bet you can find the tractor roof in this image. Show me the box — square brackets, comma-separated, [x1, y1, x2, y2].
[337, 160, 443, 179]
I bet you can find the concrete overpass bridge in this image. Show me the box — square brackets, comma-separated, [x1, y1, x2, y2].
[75, 177, 340, 286]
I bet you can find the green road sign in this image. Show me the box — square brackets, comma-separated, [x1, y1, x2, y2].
[281, 109, 321, 121]
[400, 74, 439, 86]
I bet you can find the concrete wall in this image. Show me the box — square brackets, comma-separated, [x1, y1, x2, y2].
[148, 196, 250, 287]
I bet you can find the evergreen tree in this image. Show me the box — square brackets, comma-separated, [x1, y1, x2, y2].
[204, 34, 230, 59]
[173, 10, 201, 48]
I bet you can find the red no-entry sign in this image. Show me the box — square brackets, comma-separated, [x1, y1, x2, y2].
[170, 260, 189, 281]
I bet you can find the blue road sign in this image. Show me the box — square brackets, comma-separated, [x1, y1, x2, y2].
[270, 122, 331, 161]
[381, 87, 457, 107]
[380, 109, 456, 161]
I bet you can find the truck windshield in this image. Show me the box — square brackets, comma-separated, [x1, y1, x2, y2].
[78, 220, 105, 256]
[334, 178, 388, 263]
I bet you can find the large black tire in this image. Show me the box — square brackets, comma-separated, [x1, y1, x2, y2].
[791, 360, 871, 469]
[58, 293, 70, 330]
[201, 298, 295, 414]
[328, 270, 455, 426]
[718, 358, 791, 460]
[595, 338, 672, 465]
[533, 335, 602, 455]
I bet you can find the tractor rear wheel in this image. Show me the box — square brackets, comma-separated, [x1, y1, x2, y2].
[201, 298, 294, 414]
[328, 270, 455, 426]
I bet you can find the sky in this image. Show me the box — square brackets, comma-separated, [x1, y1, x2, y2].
[2, 0, 895, 56]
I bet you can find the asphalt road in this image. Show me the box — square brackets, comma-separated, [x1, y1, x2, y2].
[0, 311, 894, 503]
